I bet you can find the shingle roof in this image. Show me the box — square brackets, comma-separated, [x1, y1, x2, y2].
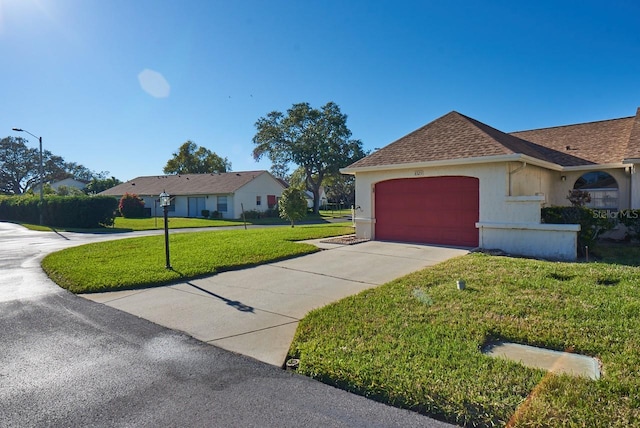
[100, 171, 277, 197]
[348, 112, 548, 169]
[347, 108, 640, 170]
[624, 107, 640, 160]
[510, 115, 635, 166]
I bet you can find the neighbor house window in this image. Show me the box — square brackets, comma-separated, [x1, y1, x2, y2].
[256, 195, 261, 206]
[573, 171, 619, 210]
[217, 196, 228, 212]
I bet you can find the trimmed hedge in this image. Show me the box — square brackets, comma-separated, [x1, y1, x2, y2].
[0, 195, 117, 228]
[541, 206, 614, 252]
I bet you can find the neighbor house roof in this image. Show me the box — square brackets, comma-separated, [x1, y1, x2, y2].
[100, 171, 279, 197]
[346, 108, 640, 171]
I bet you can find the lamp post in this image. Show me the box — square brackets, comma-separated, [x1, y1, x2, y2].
[12, 128, 44, 225]
[159, 191, 172, 269]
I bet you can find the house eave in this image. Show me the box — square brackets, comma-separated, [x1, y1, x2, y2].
[561, 163, 628, 172]
[341, 154, 563, 174]
[623, 158, 640, 164]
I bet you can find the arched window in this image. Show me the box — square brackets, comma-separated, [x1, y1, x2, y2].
[573, 171, 618, 209]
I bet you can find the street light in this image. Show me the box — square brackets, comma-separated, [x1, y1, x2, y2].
[159, 191, 172, 269]
[12, 128, 44, 225]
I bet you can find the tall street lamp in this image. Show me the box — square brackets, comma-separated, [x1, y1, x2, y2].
[159, 191, 172, 269]
[12, 128, 44, 225]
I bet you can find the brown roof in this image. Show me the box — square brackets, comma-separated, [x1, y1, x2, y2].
[347, 108, 640, 170]
[100, 171, 278, 196]
[511, 115, 636, 166]
[348, 111, 552, 169]
[624, 107, 640, 160]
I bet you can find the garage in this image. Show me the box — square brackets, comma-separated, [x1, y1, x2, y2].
[374, 176, 479, 247]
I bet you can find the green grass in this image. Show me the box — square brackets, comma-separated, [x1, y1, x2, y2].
[16, 217, 246, 232]
[19, 212, 346, 232]
[42, 223, 353, 293]
[289, 252, 640, 427]
[319, 208, 352, 218]
[113, 216, 245, 230]
[593, 240, 640, 266]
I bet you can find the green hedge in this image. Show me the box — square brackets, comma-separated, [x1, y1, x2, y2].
[541, 206, 614, 252]
[0, 195, 117, 228]
[619, 209, 640, 239]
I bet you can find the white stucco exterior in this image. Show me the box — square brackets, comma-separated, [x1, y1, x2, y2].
[132, 172, 284, 219]
[629, 163, 640, 210]
[347, 157, 587, 260]
[344, 108, 640, 261]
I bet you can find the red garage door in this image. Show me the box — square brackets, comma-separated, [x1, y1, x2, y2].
[375, 176, 479, 247]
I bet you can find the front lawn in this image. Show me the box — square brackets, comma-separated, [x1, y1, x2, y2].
[289, 252, 640, 427]
[113, 216, 244, 230]
[42, 223, 353, 293]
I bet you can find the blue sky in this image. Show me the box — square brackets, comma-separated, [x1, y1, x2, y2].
[2, 0, 639, 181]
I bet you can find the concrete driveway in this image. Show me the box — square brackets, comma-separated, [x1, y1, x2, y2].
[1, 222, 456, 427]
[83, 240, 468, 366]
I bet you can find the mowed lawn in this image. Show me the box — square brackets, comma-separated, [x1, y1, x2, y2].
[289, 251, 640, 427]
[42, 223, 353, 293]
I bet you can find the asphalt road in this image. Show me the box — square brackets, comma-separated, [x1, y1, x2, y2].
[0, 222, 454, 427]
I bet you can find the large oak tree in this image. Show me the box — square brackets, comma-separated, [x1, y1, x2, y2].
[252, 102, 365, 213]
[164, 141, 231, 174]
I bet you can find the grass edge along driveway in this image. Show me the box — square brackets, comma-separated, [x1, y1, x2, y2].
[288, 252, 640, 427]
[42, 223, 353, 293]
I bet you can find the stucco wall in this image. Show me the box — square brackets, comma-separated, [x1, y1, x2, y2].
[353, 162, 527, 240]
[351, 161, 580, 260]
[545, 167, 631, 209]
[232, 172, 284, 218]
[632, 165, 640, 210]
[130, 173, 283, 219]
[477, 222, 580, 260]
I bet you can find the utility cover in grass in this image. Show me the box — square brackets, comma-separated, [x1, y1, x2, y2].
[483, 341, 601, 380]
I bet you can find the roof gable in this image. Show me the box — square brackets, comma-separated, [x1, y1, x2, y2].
[348, 111, 554, 169]
[347, 108, 640, 170]
[100, 171, 279, 197]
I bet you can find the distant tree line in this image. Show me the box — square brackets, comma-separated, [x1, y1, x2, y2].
[0, 136, 120, 196]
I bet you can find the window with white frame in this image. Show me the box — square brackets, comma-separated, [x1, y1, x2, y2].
[217, 196, 228, 212]
[256, 195, 261, 206]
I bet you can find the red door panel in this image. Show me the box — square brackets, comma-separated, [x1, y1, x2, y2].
[374, 176, 479, 247]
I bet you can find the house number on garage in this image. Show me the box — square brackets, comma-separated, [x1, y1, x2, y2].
[414, 170, 424, 176]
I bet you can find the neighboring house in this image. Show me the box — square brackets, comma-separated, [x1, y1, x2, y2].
[34, 178, 87, 193]
[100, 171, 285, 219]
[342, 108, 640, 260]
[304, 187, 328, 209]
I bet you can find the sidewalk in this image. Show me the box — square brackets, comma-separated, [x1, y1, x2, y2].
[82, 239, 469, 366]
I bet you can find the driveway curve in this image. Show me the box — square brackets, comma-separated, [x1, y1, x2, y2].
[0, 221, 460, 427]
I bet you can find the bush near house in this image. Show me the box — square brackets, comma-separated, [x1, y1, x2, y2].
[620, 209, 640, 240]
[118, 193, 145, 218]
[241, 208, 280, 220]
[541, 206, 614, 252]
